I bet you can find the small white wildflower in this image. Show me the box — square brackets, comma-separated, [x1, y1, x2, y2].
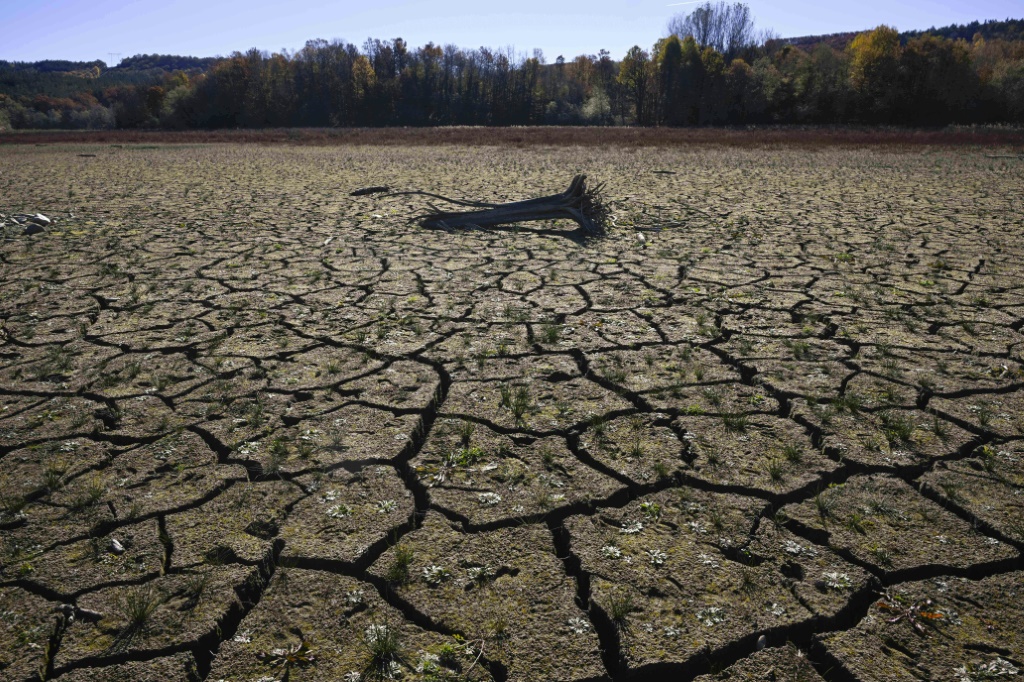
[979, 657, 1019, 676]
[696, 606, 726, 627]
[344, 589, 365, 606]
[416, 652, 441, 673]
[237, 441, 261, 456]
[567, 616, 591, 634]
[768, 603, 786, 617]
[376, 499, 397, 514]
[935, 535, 949, 544]
[232, 629, 252, 643]
[620, 521, 644, 534]
[364, 624, 388, 642]
[698, 553, 719, 568]
[648, 549, 667, 566]
[783, 539, 815, 556]
[601, 545, 622, 559]
[327, 504, 352, 518]
[478, 492, 502, 506]
[663, 626, 681, 638]
[422, 565, 451, 586]
[541, 474, 565, 488]
[823, 571, 852, 590]
[319, 489, 340, 503]
[551, 493, 566, 503]
[466, 565, 493, 584]
[688, 521, 707, 534]
[957, 657, 1020, 681]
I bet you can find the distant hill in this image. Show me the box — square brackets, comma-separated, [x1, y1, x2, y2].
[780, 32, 858, 52]
[112, 54, 220, 72]
[783, 17, 1023, 51]
[0, 53, 221, 101]
[0, 59, 107, 73]
[0, 53, 218, 77]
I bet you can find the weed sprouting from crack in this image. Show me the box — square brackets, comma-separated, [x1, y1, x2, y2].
[257, 639, 317, 670]
[386, 544, 415, 586]
[607, 590, 638, 630]
[876, 591, 945, 636]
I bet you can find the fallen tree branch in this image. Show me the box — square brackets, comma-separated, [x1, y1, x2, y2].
[404, 175, 610, 235]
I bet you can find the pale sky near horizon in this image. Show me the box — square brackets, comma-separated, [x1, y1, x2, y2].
[1, 0, 1021, 64]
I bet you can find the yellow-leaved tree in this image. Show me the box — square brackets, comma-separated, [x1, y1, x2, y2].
[847, 25, 901, 122]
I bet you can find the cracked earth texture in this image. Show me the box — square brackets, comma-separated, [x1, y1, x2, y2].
[1, 143, 1023, 682]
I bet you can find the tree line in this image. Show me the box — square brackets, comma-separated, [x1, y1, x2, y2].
[2, 7, 1023, 130]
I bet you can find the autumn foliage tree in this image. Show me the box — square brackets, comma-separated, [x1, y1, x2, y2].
[618, 46, 654, 125]
[847, 25, 902, 121]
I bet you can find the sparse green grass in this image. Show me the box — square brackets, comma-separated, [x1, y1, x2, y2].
[781, 443, 803, 463]
[68, 475, 107, 511]
[722, 412, 748, 433]
[540, 323, 561, 344]
[499, 383, 533, 425]
[879, 411, 915, 446]
[832, 391, 864, 414]
[41, 459, 67, 492]
[117, 585, 162, 637]
[764, 458, 786, 484]
[386, 544, 414, 585]
[180, 572, 211, 610]
[606, 590, 637, 629]
[815, 489, 838, 523]
[362, 623, 402, 680]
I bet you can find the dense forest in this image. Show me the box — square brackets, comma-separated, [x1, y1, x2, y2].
[1, 4, 1023, 130]
[783, 17, 1024, 52]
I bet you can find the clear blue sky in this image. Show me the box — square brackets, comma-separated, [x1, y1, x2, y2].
[2, 0, 1020, 64]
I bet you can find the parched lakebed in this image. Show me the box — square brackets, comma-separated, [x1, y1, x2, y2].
[1, 142, 1023, 681]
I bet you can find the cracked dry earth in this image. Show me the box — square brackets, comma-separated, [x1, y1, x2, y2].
[1, 142, 1023, 682]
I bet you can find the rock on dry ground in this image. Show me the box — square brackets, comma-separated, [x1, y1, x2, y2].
[0, 142, 1022, 681]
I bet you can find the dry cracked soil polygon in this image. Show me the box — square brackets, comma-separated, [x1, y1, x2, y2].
[1, 143, 1022, 681]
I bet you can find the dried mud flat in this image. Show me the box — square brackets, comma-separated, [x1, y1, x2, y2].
[1, 142, 1023, 682]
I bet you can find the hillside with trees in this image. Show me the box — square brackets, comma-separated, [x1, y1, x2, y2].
[1, 3, 1022, 130]
[783, 17, 1024, 52]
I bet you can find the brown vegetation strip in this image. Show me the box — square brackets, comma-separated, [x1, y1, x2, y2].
[3, 125, 1024, 148]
